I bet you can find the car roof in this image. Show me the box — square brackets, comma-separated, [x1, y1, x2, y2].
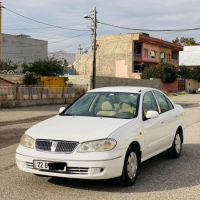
[88, 86, 155, 94]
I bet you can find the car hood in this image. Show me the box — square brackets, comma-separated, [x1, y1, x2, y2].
[26, 115, 131, 143]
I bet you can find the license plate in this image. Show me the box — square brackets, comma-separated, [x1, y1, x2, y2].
[33, 160, 67, 171]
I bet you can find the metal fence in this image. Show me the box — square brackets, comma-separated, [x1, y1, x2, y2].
[0, 85, 87, 101]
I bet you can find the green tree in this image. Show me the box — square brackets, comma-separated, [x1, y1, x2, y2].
[141, 67, 154, 79]
[172, 37, 200, 46]
[141, 63, 177, 83]
[178, 66, 192, 79]
[192, 66, 200, 82]
[22, 58, 64, 76]
[0, 60, 18, 71]
[23, 73, 37, 85]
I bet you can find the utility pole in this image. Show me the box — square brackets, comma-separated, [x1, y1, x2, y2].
[84, 8, 97, 89]
[92, 7, 97, 89]
[0, 2, 2, 62]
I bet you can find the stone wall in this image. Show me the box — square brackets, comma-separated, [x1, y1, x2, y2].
[75, 34, 139, 78]
[67, 75, 161, 90]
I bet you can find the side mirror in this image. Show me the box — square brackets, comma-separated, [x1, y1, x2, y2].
[59, 107, 65, 114]
[145, 110, 159, 119]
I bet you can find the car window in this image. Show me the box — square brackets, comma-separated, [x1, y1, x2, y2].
[153, 91, 170, 113]
[62, 92, 140, 119]
[165, 96, 174, 110]
[143, 91, 159, 118]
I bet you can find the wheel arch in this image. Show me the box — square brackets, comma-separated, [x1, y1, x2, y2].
[128, 141, 142, 163]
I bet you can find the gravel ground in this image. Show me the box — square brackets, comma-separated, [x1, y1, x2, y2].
[0, 94, 199, 200]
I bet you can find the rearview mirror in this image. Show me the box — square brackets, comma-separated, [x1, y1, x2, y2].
[145, 110, 159, 119]
[59, 107, 65, 114]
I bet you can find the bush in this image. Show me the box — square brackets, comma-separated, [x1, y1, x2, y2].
[178, 66, 192, 79]
[141, 63, 177, 83]
[23, 73, 37, 85]
[157, 63, 177, 83]
[192, 66, 200, 82]
[140, 67, 153, 79]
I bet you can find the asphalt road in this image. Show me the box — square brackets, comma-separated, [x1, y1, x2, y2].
[0, 94, 200, 200]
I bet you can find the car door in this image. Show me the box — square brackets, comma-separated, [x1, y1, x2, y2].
[142, 91, 164, 159]
[153, 90, 177, 148]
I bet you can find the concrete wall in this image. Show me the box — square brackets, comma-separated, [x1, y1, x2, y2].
[2, 34, 48, 71]
[186, 79, 200, 91]
[96, 76, 161, 89]
[67, 75, 92, 89]
[67, 75, 161, 90]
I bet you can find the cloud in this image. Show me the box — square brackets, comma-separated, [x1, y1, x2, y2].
[2, 0, 200, 52]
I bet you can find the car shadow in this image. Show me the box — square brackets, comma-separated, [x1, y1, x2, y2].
[47, 144, 200, 193]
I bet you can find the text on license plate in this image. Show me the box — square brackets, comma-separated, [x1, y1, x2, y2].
[33, 160, 67, 171]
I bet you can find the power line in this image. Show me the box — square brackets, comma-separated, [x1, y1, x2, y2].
[3, 6, 90, 32]
[97, 20, 200, 32]
[2, 23, 89, 30]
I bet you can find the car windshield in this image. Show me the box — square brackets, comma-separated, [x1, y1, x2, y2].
[62, 92, 140, 119]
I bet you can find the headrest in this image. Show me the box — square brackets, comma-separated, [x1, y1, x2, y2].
[101, 101, 113, 111]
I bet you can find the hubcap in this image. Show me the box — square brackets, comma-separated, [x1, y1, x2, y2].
[127, 152, 138, 180]
[175, 134, 181, 154]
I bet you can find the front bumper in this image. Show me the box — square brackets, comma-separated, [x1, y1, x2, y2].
[16, 145, 124, 180]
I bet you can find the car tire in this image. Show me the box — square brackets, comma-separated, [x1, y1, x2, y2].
[167, 132, 182, 158]
[117, 145, 140, 186]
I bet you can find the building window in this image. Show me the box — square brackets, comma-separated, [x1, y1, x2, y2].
[144, 48, 148, 58]
[160, 52, 165, 63]
[150, 50, 156, 58]
[167, 54, 171, 63]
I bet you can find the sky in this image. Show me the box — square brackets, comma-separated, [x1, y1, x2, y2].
[2, 0, 200, 53]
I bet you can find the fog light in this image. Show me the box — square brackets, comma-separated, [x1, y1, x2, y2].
[90, 168, 104, 175]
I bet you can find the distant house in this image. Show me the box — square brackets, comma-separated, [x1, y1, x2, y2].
[75, 33, 183, 79]
[179, 46, 200, 67]
[2, 33, 48, 71]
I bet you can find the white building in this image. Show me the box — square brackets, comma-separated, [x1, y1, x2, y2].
[2, 33, 48, 71]
[179, 46, 200, 66]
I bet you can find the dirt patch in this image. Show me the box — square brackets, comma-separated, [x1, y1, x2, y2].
[0, 128, 27, 149]
[0, 114, 54, 127]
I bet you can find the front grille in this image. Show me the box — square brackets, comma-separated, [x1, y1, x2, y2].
[35, 139, 79, 153]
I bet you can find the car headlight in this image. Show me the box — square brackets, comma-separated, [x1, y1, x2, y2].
[77, 139, 117, 153]
[20, 134, 35, 149]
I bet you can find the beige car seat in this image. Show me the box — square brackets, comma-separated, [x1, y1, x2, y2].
[118, 103, 136, 114]
[96, 101, 116, 117]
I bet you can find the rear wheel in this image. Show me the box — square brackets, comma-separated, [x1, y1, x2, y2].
[167, 132, 182, 158]
[118, 145, 140, 186]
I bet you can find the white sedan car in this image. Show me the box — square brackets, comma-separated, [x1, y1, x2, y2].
[16, 87, 184, 186]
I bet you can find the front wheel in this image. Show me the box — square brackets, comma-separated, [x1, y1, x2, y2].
[117, 145, 140, 186]
[167, 132, 182, 158]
